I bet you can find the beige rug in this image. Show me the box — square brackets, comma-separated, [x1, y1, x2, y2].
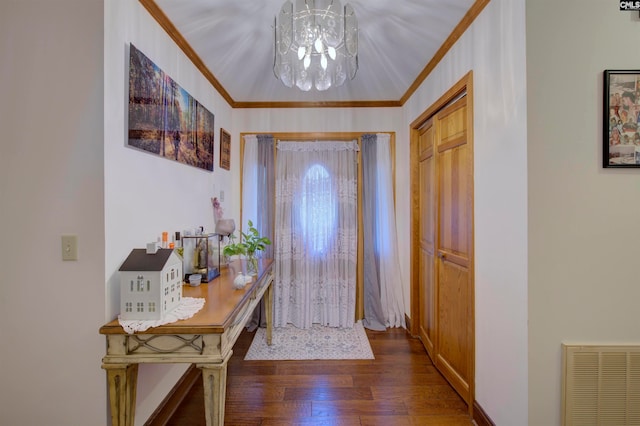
[244, 321, 374, 360]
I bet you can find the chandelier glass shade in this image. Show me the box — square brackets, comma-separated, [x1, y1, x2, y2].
[274, 0, 358, 91]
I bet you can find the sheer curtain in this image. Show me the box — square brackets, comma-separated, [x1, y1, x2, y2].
[362, 133, 406, 329]
[242, 135, 258, 227]
[242, 134, 274, 330]
[241, 135, 275, 253]
[241, 134, 274, 255]
[274, 140, 359, 329]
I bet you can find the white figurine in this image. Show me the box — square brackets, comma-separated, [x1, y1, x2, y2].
[233, 272, 246, 289]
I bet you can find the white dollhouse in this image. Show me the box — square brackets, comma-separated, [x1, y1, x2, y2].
[119, 248, 183, 320]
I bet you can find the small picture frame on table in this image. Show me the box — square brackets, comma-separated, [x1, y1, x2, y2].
[220, 128, 231, 170]
[603, 69, 640, 168]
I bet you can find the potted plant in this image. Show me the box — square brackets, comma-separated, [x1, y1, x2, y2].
[223, 220, 271, 275]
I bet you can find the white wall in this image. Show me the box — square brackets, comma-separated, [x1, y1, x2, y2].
[0, 1, 106, 425]
[0, 1, 236, 424]
[527, 1, 640, 425]
[402, 1, 529, 424]
[104, 1, 235, 424]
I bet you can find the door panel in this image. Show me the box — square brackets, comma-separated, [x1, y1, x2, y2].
[438, 145, 470, 258]
[436, 258, 471, 401]
[420, 248, 435, 357]
[439, 102, 466, 144]
[418, 122, 436, 359]
[436, 97, 472, 405]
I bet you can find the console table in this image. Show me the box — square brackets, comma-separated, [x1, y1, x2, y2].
[99, 258, 273, 426]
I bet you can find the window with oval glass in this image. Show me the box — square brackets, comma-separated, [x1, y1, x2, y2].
[300, 163, 336, 256]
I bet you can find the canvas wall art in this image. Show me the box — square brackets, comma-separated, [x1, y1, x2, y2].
[128, 44, 214, 171]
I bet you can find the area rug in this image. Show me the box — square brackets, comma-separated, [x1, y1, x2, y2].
[244, 321, 374, 360]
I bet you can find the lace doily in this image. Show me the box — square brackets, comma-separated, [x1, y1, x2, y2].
[118, 297, 206, 334]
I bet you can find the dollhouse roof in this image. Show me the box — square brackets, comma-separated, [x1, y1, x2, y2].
[119, 248, 178, 272]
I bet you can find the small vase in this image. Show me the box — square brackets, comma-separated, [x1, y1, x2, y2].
[246, 254, 258, 276]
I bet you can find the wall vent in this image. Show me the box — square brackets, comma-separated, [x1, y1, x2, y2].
[562, 344, 640, 426]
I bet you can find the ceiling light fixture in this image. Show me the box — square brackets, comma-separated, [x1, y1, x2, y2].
[273, 0, 358, 91]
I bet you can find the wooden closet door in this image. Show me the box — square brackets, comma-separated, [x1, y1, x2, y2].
[418, 120, 436, 359]
[435, 96, 473, 405]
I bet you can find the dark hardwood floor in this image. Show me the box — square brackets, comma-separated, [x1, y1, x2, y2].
[166, 327, 474, 425]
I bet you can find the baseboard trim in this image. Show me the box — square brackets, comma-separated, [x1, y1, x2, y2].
[473, 400, 495, 426]
[144, 364, 200, 426]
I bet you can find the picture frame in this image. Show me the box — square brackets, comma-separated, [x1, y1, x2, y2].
[128, 44, 214, 172]
[220, 128, 231, 170]
[603, 69, 640, 168]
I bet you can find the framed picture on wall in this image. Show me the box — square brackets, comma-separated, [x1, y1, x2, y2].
[128, 44, 214, 171]
[603, 69, 640, 168]
[220, 128, 231, 170]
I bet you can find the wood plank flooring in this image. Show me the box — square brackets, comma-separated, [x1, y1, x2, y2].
[166, 327, 474, 425]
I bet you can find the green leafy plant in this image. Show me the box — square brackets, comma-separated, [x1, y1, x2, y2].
[223, 220, 271, 259]
[221, 234, 246, 257]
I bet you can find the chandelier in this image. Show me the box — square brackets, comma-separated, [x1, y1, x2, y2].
[273, 0, 358, 91]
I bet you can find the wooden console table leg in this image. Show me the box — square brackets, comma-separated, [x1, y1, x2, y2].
[197, 351, 232, 426]
[265, 282, 273, 346]
[102, 363, 138, 426]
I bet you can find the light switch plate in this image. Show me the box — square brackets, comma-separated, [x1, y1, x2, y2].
[61, 235, 78, 261]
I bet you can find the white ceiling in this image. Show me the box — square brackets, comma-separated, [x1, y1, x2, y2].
[152, 0, 477, 105]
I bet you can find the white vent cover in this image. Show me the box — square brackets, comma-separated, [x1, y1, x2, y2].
[562, 344, 640, 426]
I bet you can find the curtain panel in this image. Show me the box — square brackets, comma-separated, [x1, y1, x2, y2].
[242, 134, 275, 330]
[361, 133, 406, 329]
[274, 140, 359, 329]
